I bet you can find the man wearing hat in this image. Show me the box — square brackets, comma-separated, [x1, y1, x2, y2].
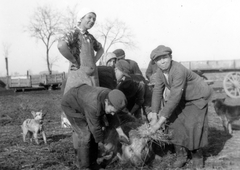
[61, 84, 128, 170]
[114, 59, 146, 119]
[113, 49, 143, 76]
[148, 45, 213, 168]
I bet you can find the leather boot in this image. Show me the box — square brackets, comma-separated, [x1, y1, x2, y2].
[192, 149, 204, 168]
[73, 149, 81, 168]
[173, 145, 188, 168]
[79, 145, 91, 169]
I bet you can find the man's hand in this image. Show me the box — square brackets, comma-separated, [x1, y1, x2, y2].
[104, 143, 113, 151]
[119, 135, 130, 145]
[71, 62, 80, 70]
[147, 112, 158, 125]
[116, 127, 130, 145]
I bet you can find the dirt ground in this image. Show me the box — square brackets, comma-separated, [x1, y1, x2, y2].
[1, 85, 240, 170]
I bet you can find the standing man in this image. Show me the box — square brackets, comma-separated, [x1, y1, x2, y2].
[113, 49, 143, 76]
[148, 45, 212, 168]
[61, 84, 127, 170]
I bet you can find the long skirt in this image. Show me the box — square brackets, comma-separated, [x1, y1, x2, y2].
[167, 101, 208, 151]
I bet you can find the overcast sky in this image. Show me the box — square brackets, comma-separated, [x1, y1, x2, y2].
[1, 0, 240, 76]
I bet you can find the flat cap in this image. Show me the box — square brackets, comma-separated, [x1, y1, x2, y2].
[150, 45, 172, 61]
[108, 89, 127, 111]
[115, 59, 131, 75]
[113, 49, 125, 59]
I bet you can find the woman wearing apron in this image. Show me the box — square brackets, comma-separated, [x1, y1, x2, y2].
[58, 8, 104, 93]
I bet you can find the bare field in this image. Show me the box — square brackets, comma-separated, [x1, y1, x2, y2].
[1, 74, 240, 170]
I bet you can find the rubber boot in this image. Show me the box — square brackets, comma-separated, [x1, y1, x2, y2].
[173, 145, 188, 168]
[192, 149, 204, 168]
[79, 145, 91, 169]
[73, 149, 81, 168]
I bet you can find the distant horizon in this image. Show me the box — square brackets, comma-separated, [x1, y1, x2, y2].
[1, 58, 240, 77]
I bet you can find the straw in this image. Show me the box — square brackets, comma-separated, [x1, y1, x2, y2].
[135, 123, 172, 145]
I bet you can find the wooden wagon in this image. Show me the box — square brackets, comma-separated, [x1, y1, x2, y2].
[0, 72, 66, 91]
[39, 73, 66, 90]
[180, 59, 240, 98]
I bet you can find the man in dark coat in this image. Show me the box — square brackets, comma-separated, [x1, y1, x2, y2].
[113, 49, 143, 76]
[145, 60, 158, 82]
[148, 45, 213, 168]
[114, 59, 145, 119]
[61, 84, 127, 170]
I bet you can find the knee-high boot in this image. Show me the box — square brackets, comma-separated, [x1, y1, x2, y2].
[79, 144, 91, 169]
[192, 149, 204, 168]
[72, 132, 81, 168]
[173, 145, 188, 168]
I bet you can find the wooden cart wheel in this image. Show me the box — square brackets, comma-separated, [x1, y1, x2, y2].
[223, 72, 240, 98]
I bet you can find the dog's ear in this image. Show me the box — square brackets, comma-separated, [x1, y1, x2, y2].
[31, 111, 36, 117]
[219, 98, 225, 102]
[42, 111, 47, 118]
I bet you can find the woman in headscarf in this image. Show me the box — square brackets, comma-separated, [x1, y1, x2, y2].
[58, 8, 104, 94]
[105, 52, 117, 67]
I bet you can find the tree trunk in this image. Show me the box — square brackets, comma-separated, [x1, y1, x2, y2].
[5, 57, 9, 89]
[46, 48, 52, 75]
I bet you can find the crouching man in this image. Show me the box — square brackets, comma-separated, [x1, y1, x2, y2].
[61, 84, 128, 170]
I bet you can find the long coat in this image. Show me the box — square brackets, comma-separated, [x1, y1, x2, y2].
[151, 60, 213, 150]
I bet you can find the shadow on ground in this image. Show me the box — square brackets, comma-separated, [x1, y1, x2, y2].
[205, 127, 232, 158]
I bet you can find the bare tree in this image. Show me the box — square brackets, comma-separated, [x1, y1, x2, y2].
[94, 19, 136, 65]
[61, 5, 79, 33]
[27, 5, 62, 74]
[2, 42, 11, 89]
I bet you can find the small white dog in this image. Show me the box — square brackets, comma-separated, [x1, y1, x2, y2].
[21, 110, 47, 145]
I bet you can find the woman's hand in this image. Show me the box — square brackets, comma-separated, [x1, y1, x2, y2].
[149, 123, 160, 134]
[149, 116, 167, 134]
[147, 112, 158, 125]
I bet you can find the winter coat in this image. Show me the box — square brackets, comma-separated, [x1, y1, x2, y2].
[61, 84, 110, 143]
[151, 60, 213, 118]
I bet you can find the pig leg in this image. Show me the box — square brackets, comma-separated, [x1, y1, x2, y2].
[116, 127, 130, 145]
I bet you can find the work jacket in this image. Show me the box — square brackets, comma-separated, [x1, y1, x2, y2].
[61, 84, 110, 143]
[151, 61, 213, 118]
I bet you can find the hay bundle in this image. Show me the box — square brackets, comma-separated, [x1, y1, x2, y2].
[135, 123, 172, 145]
[120, 123, 172, 167]
[121, 130, 154, 167]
